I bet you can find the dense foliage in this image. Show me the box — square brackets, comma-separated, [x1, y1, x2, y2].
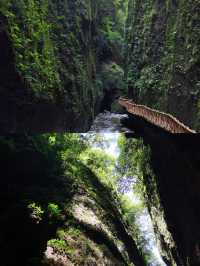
[0, 0, 128, 132]
[0, 0, 126, 97]
[125, 0, 200, 129]
[118, 135, 177, 265]
[0, 134, 147, 265]
[1, 1, 200, 266]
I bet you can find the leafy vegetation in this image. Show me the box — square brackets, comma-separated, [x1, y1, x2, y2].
[0, 0, 127, 108]
[98, 0, 128, 48]
[47, 203, 62, 220]
[117, 136, 156, 261]
[0, 133, 147, 265]
[0, 0, 132, 134]
[101, 62, 125, 92]
[1, 0, 61, 98]
[118, 134, 176, 265]
[125, 0, 200, 129]
[28, 202, 44, 223]
[48, 238, 75, 256]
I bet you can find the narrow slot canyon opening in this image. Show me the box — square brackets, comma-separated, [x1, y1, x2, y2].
[0, 118, 168, 266]
[1, 1, 200, 265]
[86, 112, 167, 266]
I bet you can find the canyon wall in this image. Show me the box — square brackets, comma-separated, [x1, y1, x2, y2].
[122, 113, 200, 266]
[0, 135, 145, 266]
[125, 0, 200, 130]
[0, 0, 124, 133]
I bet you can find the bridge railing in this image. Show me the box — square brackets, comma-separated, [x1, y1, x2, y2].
[119, 97, 196, 134]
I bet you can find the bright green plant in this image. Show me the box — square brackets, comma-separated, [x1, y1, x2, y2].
[48, 203, 61, 219]
[48, 238, 75, 256]
[1, 0, 61, 98]
[27, 202, 44, 222]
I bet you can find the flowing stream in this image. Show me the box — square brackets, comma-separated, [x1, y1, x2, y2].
[88, 111, 166, 266]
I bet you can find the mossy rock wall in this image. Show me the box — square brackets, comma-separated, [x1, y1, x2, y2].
[0, 135, 145, 266]
[125, 0, 200, 130]
[0, 0, 118, 133]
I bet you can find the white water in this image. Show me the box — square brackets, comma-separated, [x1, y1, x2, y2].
[89, 111, 128, 133]
[88, 111, 166, 266]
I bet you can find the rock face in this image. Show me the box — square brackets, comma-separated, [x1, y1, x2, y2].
[0, 135, 145, 266]
[125, 0, 200, 130]
[0, 0, 122, 133]
[124, 2, 200, 264]
[122, 113, 200, 266]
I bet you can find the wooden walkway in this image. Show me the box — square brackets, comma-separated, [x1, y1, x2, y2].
[119, 98, 196, 134]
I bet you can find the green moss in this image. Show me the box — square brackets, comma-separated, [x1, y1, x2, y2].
[48, 238, 75, 256]
[125, 0, 200, 129]
[0, 0, 126, 129]
[0, 1, 100, 122]
[1, 0, 61, 99]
